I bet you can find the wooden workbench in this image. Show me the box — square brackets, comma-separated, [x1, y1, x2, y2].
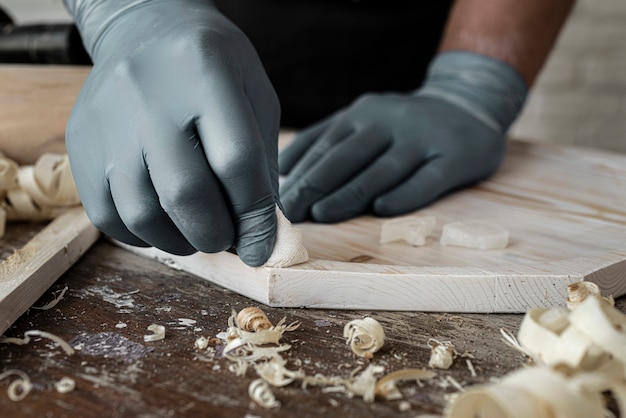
[1, 65, 625, 416]
[2, 219, 624, 417]
[1, 218, 589, 418]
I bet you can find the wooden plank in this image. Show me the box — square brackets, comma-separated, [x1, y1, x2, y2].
[0, 236, 538, 417]
[0, 207, 100, 334]
[120, 139, 626, 313]
[0, 65, 89, 164]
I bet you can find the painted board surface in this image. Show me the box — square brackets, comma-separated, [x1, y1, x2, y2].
[121, 139, 626, 313]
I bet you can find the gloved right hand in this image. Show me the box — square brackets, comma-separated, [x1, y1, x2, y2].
[63, 0, 281, 266]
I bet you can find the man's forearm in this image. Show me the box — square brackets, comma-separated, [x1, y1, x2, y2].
[439, 0, 575, 86]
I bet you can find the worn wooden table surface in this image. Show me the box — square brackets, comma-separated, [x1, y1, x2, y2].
[0, 221, 623, 418]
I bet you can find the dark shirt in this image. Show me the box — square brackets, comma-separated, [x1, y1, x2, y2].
[214, 0, 454, 127]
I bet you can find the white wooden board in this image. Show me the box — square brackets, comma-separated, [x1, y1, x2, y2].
[0, 208, 100, 334]
[120, 139, 626, 313]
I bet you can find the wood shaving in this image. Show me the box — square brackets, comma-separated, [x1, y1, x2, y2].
[31, 286, 68, 310]
[194, 336, 209, 350]
[428, 339, 456, 369]
[216, 308, 438, 408]
[440, 220, 509, 250]
[264, 205, 309, 268]
[0, 369, 32, 401]
[54, 377, 76, 393]
[143, 324, 165, 342]
[0, 330, 75, 355]
[446, 281, 626, 418]
[249, 378, 280, 408]
[236, 307, 272, 332]
[0, 153, 81, 231]
[254, 357, 304, 387]
[379, 215, 436, 246]
[343, 317, 385, 359]
[374, 368, 435, 401]
[466, 359, 477, 378]
[566, 281, 614, 310]
[447, 366, 606, 418]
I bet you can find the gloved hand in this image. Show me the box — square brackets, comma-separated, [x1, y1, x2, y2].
[63, 0, 280, 266]
[279, 51, 527, 223]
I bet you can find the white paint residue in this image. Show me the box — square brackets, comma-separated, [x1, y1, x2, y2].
[115, 322, 127, 329]
[80, 285, 138, 308]
[177, 318, 197, 327]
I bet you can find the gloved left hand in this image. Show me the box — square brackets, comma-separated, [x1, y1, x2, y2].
[279, 51, 527, 223]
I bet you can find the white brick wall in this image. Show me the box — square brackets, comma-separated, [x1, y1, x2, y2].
[510, 0, 626, 153]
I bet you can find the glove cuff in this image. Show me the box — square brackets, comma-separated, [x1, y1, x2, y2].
[64, 0, 216, 59]
[417, 51, 528, 134]
[64, 0, 151, 58]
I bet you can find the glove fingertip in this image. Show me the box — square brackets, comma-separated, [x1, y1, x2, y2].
[235, 206, 278, 267]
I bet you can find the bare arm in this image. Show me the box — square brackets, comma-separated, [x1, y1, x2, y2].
[439, 0, 575, 86]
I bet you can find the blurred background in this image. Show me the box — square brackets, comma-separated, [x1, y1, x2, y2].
[2, 0, 625, 153]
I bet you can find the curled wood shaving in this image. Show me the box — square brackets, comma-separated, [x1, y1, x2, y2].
[225, 343, 292, 364]
[0, 153, 81, 235]
[54, 377, 76, 393]
[566, 281, 614, 310]
[264, 205, 309, 268]
[447, 281, 626, 418]
[0, 330, 75, 355]
[143, 324, 165, 342]
[18, 154, 80, 207]
[222, 309, 300, 356]
[448, 366, 607, 418]
[343, 364, 385, 402]
[0, 369, 32, 401]
[254, 357, 304, 387]
[374, 368, 435, 401]
[217, 308, 300, 385]
[343, 317, 385, 359]
[2, 154, 80, 221]
[32, 286, 68, 310]
[428, 339, 456, 370]
[194, 336, 209, 350]
[219, 309, 412, 406]
[249, 378, 280, 408]
[236, 307, 272, 332]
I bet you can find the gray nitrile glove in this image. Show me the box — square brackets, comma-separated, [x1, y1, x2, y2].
[64, 0, 281, 266]
[279, 51, 527, 223]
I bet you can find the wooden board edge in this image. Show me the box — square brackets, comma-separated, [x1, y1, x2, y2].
[0, 207, 100, 335]
[265, 268, 579, 313]
[114, 241, 626, 313]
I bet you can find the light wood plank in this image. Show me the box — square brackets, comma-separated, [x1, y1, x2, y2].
[0, 207, 100, 334]
[0, 65, 89, 164]
[118, 138, 626, 313]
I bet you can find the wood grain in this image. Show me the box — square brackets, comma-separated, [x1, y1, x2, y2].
[0, 65, 89, 164]
[0, 233, 534, 417]
[122, 139, 626, 313]
[0, 207, 100, 334]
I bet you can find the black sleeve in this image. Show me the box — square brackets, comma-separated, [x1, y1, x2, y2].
[214, 0, 454, 128]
